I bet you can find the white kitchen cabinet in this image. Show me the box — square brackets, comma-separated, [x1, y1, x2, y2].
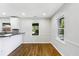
[10, 17, 20, 29]
[0, 19, 2, 32]
[0, 34, 23, 56]
[0, 38, 2, 56]
[2, 18, 10, 23]
[0, 37, 7, 56]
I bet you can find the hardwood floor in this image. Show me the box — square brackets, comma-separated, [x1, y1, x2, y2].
[8, 43, 61, 56]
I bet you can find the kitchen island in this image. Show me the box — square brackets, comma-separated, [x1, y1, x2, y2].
[0, 32, 24, 56]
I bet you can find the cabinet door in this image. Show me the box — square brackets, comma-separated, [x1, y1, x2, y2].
[0, 19, 2, 32]
[2, 35, 22, 56]
[2, 37, 11, 56]
[0, 38, 2, 56]
[17, 35, 23, 45]
[3, 36, 19, 55]
[0, 38, 8, 56]
[10, 17, 20, 29]
[2, 18, 10, 23]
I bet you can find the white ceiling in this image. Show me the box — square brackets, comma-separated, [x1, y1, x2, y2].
[0, 3, 63, 18]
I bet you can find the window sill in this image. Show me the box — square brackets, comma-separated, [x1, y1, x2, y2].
[56, 37, 65, 44]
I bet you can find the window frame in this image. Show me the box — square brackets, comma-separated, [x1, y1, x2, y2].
[57, 16, 64, 41]
[32, 23, 39, 36]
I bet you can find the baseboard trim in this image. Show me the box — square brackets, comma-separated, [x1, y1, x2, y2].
[50, 42, 64, 56]
[23, 42, 50, 44]
[66, 40, 79, 48]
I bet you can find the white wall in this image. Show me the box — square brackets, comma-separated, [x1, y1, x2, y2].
[51, 3, 79, 56]
[20, 18, 51, 43]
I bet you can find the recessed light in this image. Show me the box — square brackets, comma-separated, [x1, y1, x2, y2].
[2, 12, 6, 16]
[22, 12, 25, 16]
[42, 12, 46, 16]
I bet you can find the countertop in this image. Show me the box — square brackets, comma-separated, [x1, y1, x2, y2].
[0, 32, 25, 37]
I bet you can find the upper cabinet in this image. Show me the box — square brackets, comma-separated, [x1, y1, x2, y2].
[10, 17, 20, 29]
[0, 17, 20, 32]
[2, 18, 10, 23]
[0, 19, 2, 32]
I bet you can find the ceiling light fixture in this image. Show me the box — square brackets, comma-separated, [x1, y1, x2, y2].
[2, 12, 6, 16]
[42, 12, 46, 16]
[22, 12, 25, 16]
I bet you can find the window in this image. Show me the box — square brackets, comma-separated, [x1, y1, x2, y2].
[32, 23, 39, 35]
[58, 16, 64, 41]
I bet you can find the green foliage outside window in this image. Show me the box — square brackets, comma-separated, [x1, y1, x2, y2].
[32, 23, 39, 35]
[58, 17, 64, 40]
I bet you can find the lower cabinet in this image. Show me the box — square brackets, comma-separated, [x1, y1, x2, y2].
[0, 34, 22, 56]
[0, 39, 2, 56]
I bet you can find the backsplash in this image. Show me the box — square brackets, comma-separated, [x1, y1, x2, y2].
[2, 23, 11, 33]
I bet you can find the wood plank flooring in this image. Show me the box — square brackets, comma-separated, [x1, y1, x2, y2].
[8, 43, 61, 56]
